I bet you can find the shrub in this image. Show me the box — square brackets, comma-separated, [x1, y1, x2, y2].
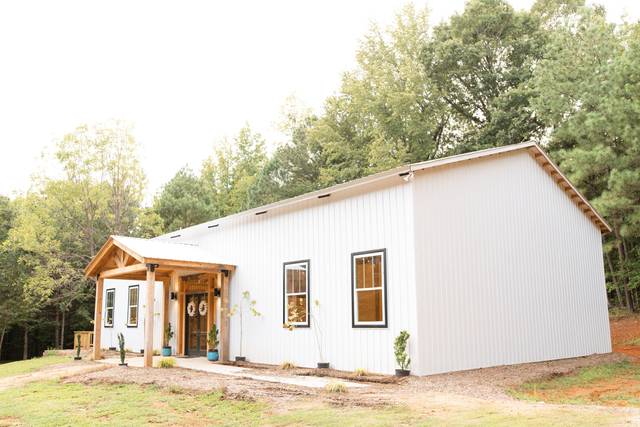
[158, 357, 176, 368]
[280, 361, 295, 370]
[325, 381, 347, 393]
[354, 368, 368, 377]
[394, 330, 411, 371]
[153, 349, 161, 356]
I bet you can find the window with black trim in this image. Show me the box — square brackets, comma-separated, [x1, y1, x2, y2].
[352, 249, 387, 327]
[127, 285, 139, 327]
[283, 260, 310, 327]
[104, 288, 115, 327]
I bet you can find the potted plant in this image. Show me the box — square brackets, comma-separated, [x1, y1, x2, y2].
[394, 330, 410, 377]
[118, 332, 127, 367]
[207, 324, 219, 361]
[162, 323, 173, 357]
[74, 334, 82, 361]
[228, 290, 261, 362]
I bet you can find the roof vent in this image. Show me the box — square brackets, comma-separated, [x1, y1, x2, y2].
[255, 211, 267, 216]
[170, 234, 181, 239]
[318, 194, 331, 199]
[207, 224, 219, 229]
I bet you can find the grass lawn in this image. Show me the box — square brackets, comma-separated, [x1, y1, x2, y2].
[0, 379, 621, 426]
[511, 361, 640, 407]
[0, 355, 69, 379]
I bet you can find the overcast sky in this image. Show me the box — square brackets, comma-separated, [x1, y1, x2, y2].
[0, 0, 638, 201]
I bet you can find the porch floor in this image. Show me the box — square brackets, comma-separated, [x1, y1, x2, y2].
[98, 356, 367, 389]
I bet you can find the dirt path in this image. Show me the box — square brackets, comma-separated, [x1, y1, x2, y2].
[0, 362, 107, 391]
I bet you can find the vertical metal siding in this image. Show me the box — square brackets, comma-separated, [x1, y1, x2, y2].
[412, 151, 611, 375]
[182, 180, 419, 374]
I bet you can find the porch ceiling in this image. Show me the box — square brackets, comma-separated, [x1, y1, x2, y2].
[84, 235, 235, 279]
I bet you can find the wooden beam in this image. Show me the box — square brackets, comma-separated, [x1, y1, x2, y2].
[93, 277, 104, 361]
[144, 265, 155, 368]
[100, 263, 147, 279]
[207, 274, 214, 351]
[220, 271, 231, 362]
[174, 272, 184, 356]
[162, 278, 170, 349]
[143, 258, 235, 272]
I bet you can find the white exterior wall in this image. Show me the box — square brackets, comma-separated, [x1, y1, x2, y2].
[170, 180, 419, 375]
[412, 151, 611, 375]
[100, 280, 167, 353]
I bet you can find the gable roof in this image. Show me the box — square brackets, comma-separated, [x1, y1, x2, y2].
[157, 142, 610, 239]
[84, 235, 234, 278]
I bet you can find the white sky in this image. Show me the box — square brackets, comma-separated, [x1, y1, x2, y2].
[0, 0, 638, 202]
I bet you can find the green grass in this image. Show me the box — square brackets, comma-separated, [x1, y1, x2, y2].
[0, 355, 69, 379]
[0, 379, 622, 427]
[625, 337, 640, 346]
[511, 361, 640, 407]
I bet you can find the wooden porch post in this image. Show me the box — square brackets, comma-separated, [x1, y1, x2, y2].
[93, 277, 104, 360]
[207, 274, 214, 351]
[220, 270, 231, 362]
[162, 278, 170, 346]
[173, 271, 184, 356]
[144, 264, 156, 368]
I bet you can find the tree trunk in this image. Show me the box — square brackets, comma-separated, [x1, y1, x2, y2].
[605, 251, 624, 308]
[60, 310, 66, 349]
[55, 310, 60, 350]
[23, 328, 28, 360]
[614, 229, 634, 312]
[0, 326, 6, 359]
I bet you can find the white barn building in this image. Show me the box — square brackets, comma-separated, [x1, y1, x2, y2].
[85, 142, 612, 375]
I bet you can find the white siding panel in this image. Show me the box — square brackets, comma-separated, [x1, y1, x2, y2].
[100, 279, 165, 353]
[413, 151, 611, 375]
[174, 180, 418, 375]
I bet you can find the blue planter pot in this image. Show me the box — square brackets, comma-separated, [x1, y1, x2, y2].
[207, 350, 219, 361]
[162, 347, 172, 357]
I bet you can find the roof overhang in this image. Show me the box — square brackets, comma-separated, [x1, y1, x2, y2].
[84, 235, 235, 279]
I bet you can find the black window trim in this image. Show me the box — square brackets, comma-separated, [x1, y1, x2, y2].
[351, 248, 388, 328]
[104, 288, 115, 328]
[282, 259, 311, 328]
[127, 284, 140, 328]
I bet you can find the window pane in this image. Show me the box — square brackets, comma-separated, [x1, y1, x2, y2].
[129, 288, 138, 306]
[373, 255, 382, 287]
[355, 257, 365, 289]
[287, 295, 307, 323]
[106, 308, 113, 325]
[357, 289, 383, 322]
[106, 291, 114, 308]
[364, 257, 373, 288]
[129, 306, 137, 325]
[286, 269, 294, 293]
[298, 268, 307, 293]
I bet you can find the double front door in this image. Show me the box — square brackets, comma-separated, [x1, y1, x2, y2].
[185, 293, 208, 356]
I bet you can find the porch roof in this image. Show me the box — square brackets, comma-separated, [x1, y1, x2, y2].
[84, 235, 235, 280]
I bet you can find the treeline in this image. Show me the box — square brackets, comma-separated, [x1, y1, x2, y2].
[1, 0, 639, 360]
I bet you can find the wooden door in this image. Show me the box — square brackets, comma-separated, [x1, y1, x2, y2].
[185, 293, 208, 356]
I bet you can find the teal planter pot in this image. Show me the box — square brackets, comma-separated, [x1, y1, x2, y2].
[162, 347, 172, 357]
[207, 350, 219, 361]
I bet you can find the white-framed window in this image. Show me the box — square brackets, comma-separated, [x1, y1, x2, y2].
[352, 249, 387, 327]
[104, 288, 115, 327]
[283, 260, 310, 327]
[127, 285, 139, 327]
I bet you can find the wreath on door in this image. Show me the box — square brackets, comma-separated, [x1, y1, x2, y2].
[187, 301, 197, 317]
[199, 300, 208, 316]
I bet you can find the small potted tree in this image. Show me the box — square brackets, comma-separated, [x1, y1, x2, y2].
[284, 299, 328, 368]
[118, 332, 128, 367]
[162, 323, 174, 357]
[394, 330, 410, 377]
[207, 324, 219, 362]
[74, 334, 82, 361]
[228, 291, 261, 362]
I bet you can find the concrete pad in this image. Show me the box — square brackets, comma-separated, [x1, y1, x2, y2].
[98, 356, 366, 389]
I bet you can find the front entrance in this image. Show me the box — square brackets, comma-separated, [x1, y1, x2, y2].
[185, 293, 208, 356]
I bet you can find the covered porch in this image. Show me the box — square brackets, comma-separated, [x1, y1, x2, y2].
[84, 235, 235, 367]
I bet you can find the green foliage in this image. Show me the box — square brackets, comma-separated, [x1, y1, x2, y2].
[394, 330, 411, 371]
[164, 323, 174, 347]
[76, 335, 81, 358]
[157, 357, 176, 368]
[207, 324, 219, 350]
[117, 333, 125, 364]
[0, 355, 69, 378]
